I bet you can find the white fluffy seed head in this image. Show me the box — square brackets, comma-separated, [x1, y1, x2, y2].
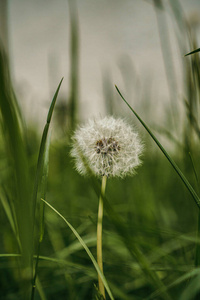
[70, 116, 144, 178]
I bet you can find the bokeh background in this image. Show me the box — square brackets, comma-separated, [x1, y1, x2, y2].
[1, 0, 200, 124]
[1, 1, 200, 299]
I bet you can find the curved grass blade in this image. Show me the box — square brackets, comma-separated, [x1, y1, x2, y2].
[31, 78, 63, 299]
[0, 253, 21, 258]
[32, 78, 63, 220]
[0, 48, 33, 295]
[41, 198, 114, 300]
[185, 48, 200, 56]
[115, 85, 200, 208]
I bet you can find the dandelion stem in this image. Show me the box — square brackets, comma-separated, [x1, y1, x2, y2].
[97, 175, 107, 299]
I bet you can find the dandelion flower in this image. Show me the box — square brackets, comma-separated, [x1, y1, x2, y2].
[71, 116, 143, 178]
[71, 116, 144, 298]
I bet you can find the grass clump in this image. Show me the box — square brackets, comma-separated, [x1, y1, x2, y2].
[1, 1, 200, 299]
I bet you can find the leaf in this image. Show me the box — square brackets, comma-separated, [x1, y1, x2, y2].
[115, 85, 200, 209]
[0, 48, 33, 278]
[185, 48, 200, 56]
[41, 198, 115, 300]
[32, 78, 63, 221]
[31, 78, 63, 300]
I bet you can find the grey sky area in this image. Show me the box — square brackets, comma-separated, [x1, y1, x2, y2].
[1, 0, 200, 127]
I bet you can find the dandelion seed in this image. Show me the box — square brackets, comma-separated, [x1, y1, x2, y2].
[71, 116, 143, 178]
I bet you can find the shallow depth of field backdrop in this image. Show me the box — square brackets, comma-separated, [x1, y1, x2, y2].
[1, 0, 200, 299]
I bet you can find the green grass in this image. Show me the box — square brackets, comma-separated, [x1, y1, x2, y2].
[1, 1, 200, 299]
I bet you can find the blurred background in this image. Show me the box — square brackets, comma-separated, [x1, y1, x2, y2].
[1, 1, 200, 299]
[0, 0, 200, 126]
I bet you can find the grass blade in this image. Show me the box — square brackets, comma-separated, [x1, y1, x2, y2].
[31, 78, 63, 298]
[115, 85, 200, 208]
[41, 198, 115, 300]
[31, 132, 51, 300]
[0, 48, 32, 296]
[32, 78, 63, 220]
[185, 48, 200, 56]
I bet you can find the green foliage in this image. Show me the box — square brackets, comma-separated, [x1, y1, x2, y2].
[1, 1, 200, 299]
[0, 48, 33, 298]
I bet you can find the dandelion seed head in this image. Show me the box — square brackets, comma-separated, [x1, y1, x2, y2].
[71, 116, 144, 178]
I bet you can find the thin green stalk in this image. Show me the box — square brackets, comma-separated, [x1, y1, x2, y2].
[31, 201, 46, 300]
[97, 175, 107, 299]
[0, 48, 32, 296]
[31, 131, 51, 300]
[30, 78, 63, 299]
[32, 78, 63, 225]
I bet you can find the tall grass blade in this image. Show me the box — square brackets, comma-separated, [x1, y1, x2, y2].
[31, 132, 51, 300]
[115, 85, 200, 208]
[185, 48, 200, 56]
[32, 78, 63, 221]
[41, 198, 115, 300]
[0, 48, 32, 296]
[31, 78, 63, 297]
